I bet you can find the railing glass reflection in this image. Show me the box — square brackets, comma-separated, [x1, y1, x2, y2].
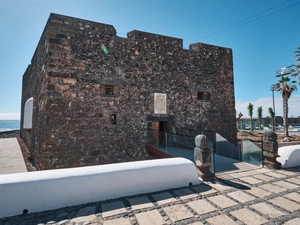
[146, 129, 216, 173]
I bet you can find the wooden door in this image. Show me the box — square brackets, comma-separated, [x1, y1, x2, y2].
[152, 122, 159, 146]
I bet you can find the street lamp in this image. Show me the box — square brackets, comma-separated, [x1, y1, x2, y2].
[270, 84, 276, 126]
[275, 65, 295, 77]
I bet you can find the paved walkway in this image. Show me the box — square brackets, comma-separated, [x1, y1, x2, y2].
[214, 154, 259, 173]
[1, 166, 300, 225]
[0, 138, 27, 175]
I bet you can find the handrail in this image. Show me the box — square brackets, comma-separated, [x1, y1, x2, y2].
[146, 128, 216, 138]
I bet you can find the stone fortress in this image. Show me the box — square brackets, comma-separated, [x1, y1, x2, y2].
[20, 13, 236, 170]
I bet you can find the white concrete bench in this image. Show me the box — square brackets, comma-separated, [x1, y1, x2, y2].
[277, 145, 300, 168]
[0, 157, 200, 218]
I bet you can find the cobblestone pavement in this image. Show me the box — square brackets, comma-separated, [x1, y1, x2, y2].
[1, 167, 300, 225]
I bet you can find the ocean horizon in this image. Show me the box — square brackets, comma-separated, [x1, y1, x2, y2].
[0, 120, 20, 132]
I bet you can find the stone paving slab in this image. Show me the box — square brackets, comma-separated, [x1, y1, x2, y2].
[268, 196, 300, 212]
[223, 171, 250, 179]
[259, 183, 288, 193]
[163, 204, 193, 222]
[206, 180, 233, 191]
[284, 217, 300, 225]
[191, 184, 218, 196]
[70, 206, 95, 223]
[272, 180, 299, 190]
[190, 222, 204, 225]
[134, 210, 165, 225]
[208, 195, 238, 209]
[284, 192, 300, 203]
[265, 171, 287, 178]
[128, 196, 153, 210]
[206, 214, 237, 225]
[173, 188, 198, 200]
[252, 173, 275, 181]
[276, 170, 297, 176]
[245, 186, 272, 198]
[103, 217, 131, 225]
[2, 165, 300, 225]
[227, 190, 256, 203]
[250, 202, 286, 219]
[230, 208, 268, 225]
[222, 178, 251, 189]
[152, 192, 177, 205]
[285, 177, 300, 185]
[239, 176, 262, 185]
[238, 169, 267, 177]
[187, 199, 217, 214]
[101, 201, 126, 218]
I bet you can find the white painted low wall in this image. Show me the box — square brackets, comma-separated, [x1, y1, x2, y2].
[277, 145, 300, 168]
[0, 157, 200, 218]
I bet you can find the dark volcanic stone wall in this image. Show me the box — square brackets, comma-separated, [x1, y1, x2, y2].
[21, 13, 236, 170]
[21, 23, 49, 167]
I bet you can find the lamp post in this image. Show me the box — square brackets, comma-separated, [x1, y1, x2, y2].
[270, 84, 276, 126]
[275, 66, 294, 77]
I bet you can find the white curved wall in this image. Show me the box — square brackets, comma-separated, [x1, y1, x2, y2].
[277, 145, 300, 168]
[23, 97, 33, 129]
[0, 157, 200, 218]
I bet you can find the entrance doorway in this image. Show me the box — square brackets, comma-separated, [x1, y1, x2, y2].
[152, 121, 168, 147]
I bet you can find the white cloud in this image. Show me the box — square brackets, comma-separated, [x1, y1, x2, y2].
[0, 113, 20, 120]
[236, 95, 300, 118]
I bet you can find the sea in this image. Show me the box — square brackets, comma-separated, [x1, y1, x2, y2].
[0, 120, 20, 132]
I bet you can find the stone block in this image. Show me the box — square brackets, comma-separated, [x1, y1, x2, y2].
[263, 160, 281, 169]
[194, 135, 214, 180]
[263, 131, 277, 141]
[47, 84, 56, 90]
[263, 141, 278, 153]
[263, 151, 279, 160]
[44, 138, 59, 145]
[63, 78, 77, 85]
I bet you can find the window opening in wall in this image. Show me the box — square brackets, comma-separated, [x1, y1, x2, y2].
[105, 85, 114, 95]
[111, 114, 116, 125]
[197, 92, 211, 100]
[23, 97, 33, 130]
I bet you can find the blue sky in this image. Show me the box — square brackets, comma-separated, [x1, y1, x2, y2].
[0, 0, 299, 119]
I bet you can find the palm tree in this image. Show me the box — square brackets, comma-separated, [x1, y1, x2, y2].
[276, 76, 297, 137]
[257, 106, 263, 130]
[247, 103, 254, 131]
[268, 107, 275, 131]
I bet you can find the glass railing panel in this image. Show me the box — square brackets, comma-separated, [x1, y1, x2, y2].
[147, 128, 263, 173]
[241, 139, 262, 166]
[146, 129, 216, 174]
[216, 133, 240, 161]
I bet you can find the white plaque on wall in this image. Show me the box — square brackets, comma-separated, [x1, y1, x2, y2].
[154, 93, 167, 114]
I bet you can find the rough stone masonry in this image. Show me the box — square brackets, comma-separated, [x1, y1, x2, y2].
[20, 13, 236, 170]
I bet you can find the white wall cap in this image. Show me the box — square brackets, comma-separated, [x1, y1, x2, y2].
[277, 145, 300, 168]
[0, 157, 200, 218]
